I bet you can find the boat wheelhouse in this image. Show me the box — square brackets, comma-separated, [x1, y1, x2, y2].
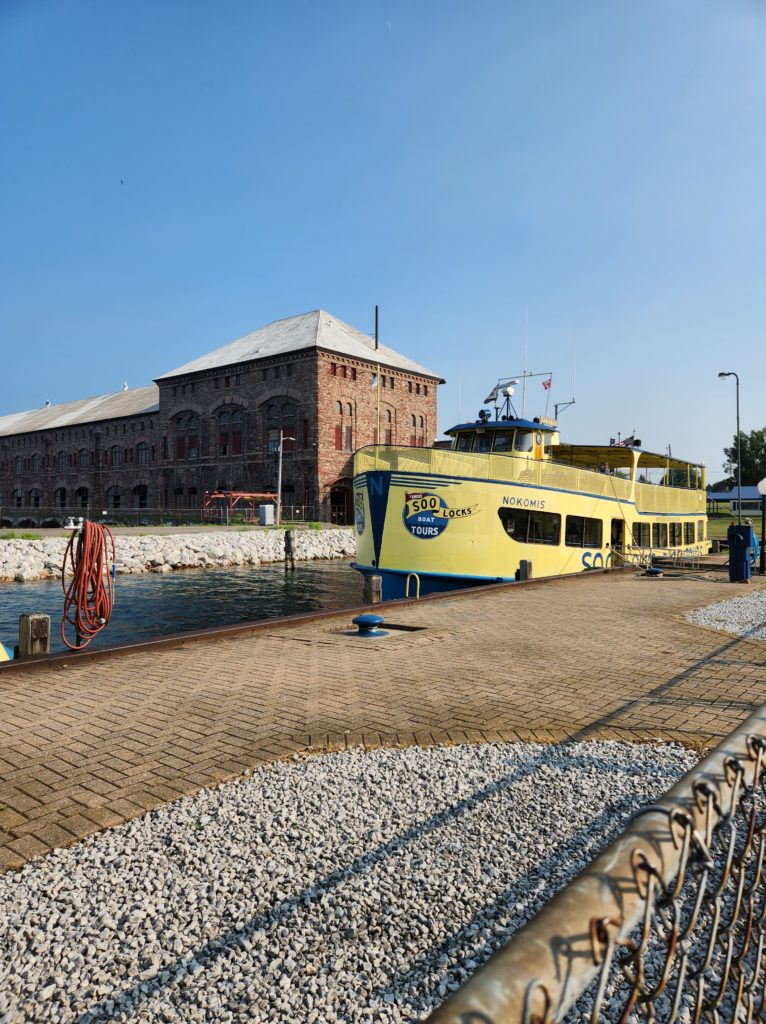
[352, 409, 707, 600]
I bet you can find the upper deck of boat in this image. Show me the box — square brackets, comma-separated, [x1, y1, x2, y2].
[354, 437, 707, 516]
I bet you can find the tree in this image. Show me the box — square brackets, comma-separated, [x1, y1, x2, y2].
[708, 477, 734, 492]
[723, 428, 766, 486]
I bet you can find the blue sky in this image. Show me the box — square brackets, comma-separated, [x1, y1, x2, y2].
[1, 0, 764, 480]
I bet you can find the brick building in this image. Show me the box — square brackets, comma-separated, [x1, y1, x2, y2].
[0, 311, 442, 525]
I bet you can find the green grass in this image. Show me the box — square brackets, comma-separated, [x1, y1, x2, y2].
[1, 530, 42, 540]
[708, 517, 733, 540]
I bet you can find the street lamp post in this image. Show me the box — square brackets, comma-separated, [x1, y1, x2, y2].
[276, 428, 296, 526]
[758, 477, 766, 576]
[718, 371, 741, 525]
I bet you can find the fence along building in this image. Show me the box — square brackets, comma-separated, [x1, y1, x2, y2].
[0, 310, 442, 525]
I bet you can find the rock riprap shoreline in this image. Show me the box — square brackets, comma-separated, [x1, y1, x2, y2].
[0, 741, 697, 1024]
[0, 529, 356, 584]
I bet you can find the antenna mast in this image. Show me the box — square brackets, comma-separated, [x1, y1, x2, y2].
[554, 342, 576, 419]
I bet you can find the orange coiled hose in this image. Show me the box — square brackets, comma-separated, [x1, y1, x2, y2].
[61, 520, 116, 651]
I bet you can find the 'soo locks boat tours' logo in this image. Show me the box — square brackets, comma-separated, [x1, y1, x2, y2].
[402, 492, 478, 539]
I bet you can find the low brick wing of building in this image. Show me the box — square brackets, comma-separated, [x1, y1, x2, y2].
[0, 310, 443, 525]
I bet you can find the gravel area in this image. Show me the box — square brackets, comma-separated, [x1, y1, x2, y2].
[0, 741, 698, 1023]
[687, 590, 766, 640]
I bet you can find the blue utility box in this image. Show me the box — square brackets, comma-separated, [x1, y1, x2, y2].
[728, 524, 755, 583]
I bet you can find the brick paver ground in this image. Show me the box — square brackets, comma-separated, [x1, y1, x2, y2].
[1, 568, 765, 870]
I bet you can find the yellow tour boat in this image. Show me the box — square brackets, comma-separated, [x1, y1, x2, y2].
[352, 381, 707, 600]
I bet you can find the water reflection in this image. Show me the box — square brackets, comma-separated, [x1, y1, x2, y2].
[0, 561, 364, 654]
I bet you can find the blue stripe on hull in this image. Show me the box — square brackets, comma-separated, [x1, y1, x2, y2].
[350, 563, 512, 601]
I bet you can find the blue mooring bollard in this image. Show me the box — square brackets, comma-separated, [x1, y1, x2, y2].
[351, 613, 387, 637]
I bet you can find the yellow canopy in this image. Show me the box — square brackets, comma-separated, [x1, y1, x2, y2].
[550, 445, 702, 472]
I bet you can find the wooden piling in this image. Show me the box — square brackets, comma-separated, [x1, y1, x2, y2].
[363, 575, 382, 604]
[19, 613, 51, 658]
[284, 529, 296, 572]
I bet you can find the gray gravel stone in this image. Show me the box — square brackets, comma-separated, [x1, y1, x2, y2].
[0, 741, 697, 1022]
[687, 590, 766, 640]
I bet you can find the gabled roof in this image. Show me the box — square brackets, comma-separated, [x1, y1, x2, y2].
[156, 310, 443, 382]
[0, 385, 159, 438]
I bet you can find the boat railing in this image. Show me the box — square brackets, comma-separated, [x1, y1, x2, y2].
[633, 480, 705, 515]
[355, 446, 706, 515]
[610, 546, 652, 571]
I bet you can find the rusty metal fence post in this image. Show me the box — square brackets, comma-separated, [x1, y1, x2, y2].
[426, 706, 766, 1024]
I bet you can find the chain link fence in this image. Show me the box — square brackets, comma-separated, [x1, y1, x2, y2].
[0, 504, 322, 529]
[427, 708, 766, 1023]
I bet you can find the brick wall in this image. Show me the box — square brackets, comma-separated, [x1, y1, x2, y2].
[0, 411, 160, 519]
[0, 347, 439, 524]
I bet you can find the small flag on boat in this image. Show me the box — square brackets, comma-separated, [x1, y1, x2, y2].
[484, 385, 499, 404]
[542, 377, 552, 390]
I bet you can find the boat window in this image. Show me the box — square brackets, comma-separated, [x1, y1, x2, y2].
[697, 520, 705, 541]
[633, 522, 651, 547]
[684, 522, 695, 544]
[514, 431, 534, 452]
[492, 430, 515, 453]
[474, 431, 493, 453]
[565, 515, 602, 548]
[456, 432, 474, 451]
[498, 508, 561, 545]
[669, 523, 683, 546]
[652, 523, 668, 547]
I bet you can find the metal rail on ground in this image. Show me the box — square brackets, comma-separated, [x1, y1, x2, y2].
[427, 706, 766, 1023]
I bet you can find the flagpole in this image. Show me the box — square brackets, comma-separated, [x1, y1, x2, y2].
[522, 307, 528, 419]
[375, 305, 381, 444]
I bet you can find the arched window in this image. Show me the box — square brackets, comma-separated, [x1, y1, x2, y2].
[54, 487, 67, 509]
[12, 488, 23, 508]
[75, 486, 89, 509]
[136, 442, 149, 465]
[79, 448, 89, 468]
[132, 484, 148, 509]
[280, 402, 296, 453]
[384, 408, 393, 445]
[173, 413, 199, 461]
[217, 407, 243, 456]
[106, 485, 123, 510]
[265, 399, 296, 454]
[410, 415, 426, 447]
[110, 445, 121, 467]
[57, 450, 67, 471]
[31, 454, 41, 472]
[336, 401, 342, 416]
[28, 488, 41, 508]
[13, 456, 22, 474]
[346, 402, 353, 417]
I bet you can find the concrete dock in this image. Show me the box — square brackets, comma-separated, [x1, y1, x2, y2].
[1, 567, 765, 871]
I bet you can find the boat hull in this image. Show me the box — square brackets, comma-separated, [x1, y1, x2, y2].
[350, 562, 510, 601]
[352, 446, 707, 601]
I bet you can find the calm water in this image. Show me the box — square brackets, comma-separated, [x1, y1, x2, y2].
[0, 561, 364, 654]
